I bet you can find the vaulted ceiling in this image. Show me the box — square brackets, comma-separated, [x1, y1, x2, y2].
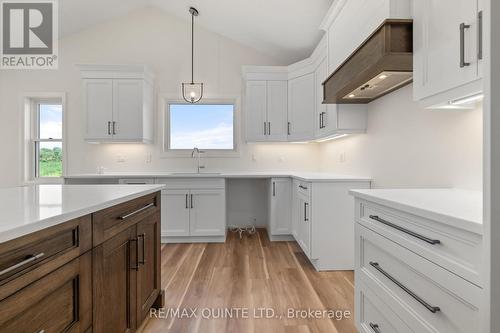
[59, 0, 333, 64]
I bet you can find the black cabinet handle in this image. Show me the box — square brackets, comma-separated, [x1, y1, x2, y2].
[304, 202, 309, 221]
[369, 323, 381, 333]
[138, 233, 146, 265]
[130, 238, 139, 271]
[190, 194, 194, 209]
[185, 194, 189, 209]
[478, 11, 483, 60]
[107, 121, 111, 135]
[460, 22, 471, 67]
[369, 262, 440, 313]
[369, 215, 440, 245]
[287, 122, 291, 135]
[268, 122, 271, 135]
[273, 182, 276, 196]
[299, 185, 308, 190]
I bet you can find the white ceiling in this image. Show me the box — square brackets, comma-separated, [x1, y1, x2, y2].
[59, 0, 333, 64]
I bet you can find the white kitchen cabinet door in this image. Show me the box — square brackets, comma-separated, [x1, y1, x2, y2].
[112, 79, 144, 141]
[189, 189, 226, 237]
[288, 73, 315, 141]
[315, 57, 330, 136]
[269, 178, 292, 235]
[413, 0, 480, 102]
[266, 81, 288, 141]
[296, 193, 311, 258]
[291, 180, 300, 239]
[245, 81, 268, 142]
[161, 190, 190, 237]
[84, 79, 113, 141]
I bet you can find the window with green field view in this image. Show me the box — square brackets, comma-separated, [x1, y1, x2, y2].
[35, 103, 63, 177]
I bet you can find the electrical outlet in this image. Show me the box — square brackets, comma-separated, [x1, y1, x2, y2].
[252, 154, 257, 162]
[117, 154, 125, 163]
[145, 153, 152, 163]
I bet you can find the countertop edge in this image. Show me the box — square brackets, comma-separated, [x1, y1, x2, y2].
[0, 186, 165, 244]
[64, 173, 373, 182]
[349, 190, 483, 235]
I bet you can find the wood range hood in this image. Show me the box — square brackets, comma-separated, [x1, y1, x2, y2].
[323, 19, 413, 104]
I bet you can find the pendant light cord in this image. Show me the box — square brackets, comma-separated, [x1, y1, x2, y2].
[191, 11, 194, 84]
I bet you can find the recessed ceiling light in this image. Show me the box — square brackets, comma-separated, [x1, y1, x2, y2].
[379, 74, 388, 80]
[348, 94, 355, 98]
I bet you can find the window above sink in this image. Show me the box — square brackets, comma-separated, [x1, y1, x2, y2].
[161, 98, 240, 158]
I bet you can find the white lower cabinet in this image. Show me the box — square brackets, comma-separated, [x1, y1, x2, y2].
[291, 179, 371, 271]
[189, 189, 226, 236]
[296, 189, 312, 258]
[268, 178, 292, 237]
[162, 190, 190, 237]
[353, 196, 483, 333]
[159, 178, 226, 243]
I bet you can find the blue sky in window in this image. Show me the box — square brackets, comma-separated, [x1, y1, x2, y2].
[170, 104, 234, 149]
[39, 104, 62, 139]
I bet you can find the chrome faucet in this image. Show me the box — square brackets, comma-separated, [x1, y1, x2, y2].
[191, 147, 205, 173]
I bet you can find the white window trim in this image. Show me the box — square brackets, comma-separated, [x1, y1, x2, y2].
[20, 92, 67, 184]
[160, 95, 241, 158]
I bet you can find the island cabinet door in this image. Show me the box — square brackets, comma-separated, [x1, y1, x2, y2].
[136, 211, 162, 324]
[0, 252, 92, 333]
[93, 226, 138, 333]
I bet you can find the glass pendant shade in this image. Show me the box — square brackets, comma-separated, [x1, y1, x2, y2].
[182, 82, 203, 104]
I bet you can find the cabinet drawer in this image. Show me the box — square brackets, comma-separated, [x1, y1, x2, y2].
[156, 178, 225, 189]
[93, 192, 160, 245]
[357, 199, 482, 286]
[0, 215, 91, 292]
[356, 224, 481, 333]
[0, 252, 92, 333]
[356, 280, 414, 333]
[296, 181, 311, 198]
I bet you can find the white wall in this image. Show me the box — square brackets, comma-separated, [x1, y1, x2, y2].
[0, 7, 320, 187]
[318, 85, 483, 191]
[0, 7, 483, 193]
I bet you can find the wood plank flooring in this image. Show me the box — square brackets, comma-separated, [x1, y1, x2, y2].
[139, 229, 356, 333]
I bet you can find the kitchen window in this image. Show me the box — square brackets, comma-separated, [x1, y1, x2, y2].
[164, 100, 238, 157]
[24, 95, 65, 181]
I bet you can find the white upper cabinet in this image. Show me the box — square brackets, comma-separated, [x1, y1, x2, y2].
[288, 73, 315, 141]
[112, 79, 146, 141]
[266, 81, 288, 141]
[413, 0, 484, 107]
[78, 65, 154, 143]
[245, 80, 268, 142]
[322, 0, 411, 74]
[84, 79, 113, 141]
[245, 77, 288, 142]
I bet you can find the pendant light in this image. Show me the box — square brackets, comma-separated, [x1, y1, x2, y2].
[182, 7, 203, 103]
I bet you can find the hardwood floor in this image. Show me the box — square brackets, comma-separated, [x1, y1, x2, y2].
[138, 229, 356, 333]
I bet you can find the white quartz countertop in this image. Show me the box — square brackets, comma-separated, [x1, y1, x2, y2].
[65, 171, 372, 182]
[349, 188, 483, 234]
[0, 184, 165, 243]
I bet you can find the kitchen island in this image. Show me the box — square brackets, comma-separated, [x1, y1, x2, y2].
[0, 184, 165, 333]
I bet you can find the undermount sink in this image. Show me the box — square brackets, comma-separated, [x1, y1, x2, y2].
[170, 172, 222, 176]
